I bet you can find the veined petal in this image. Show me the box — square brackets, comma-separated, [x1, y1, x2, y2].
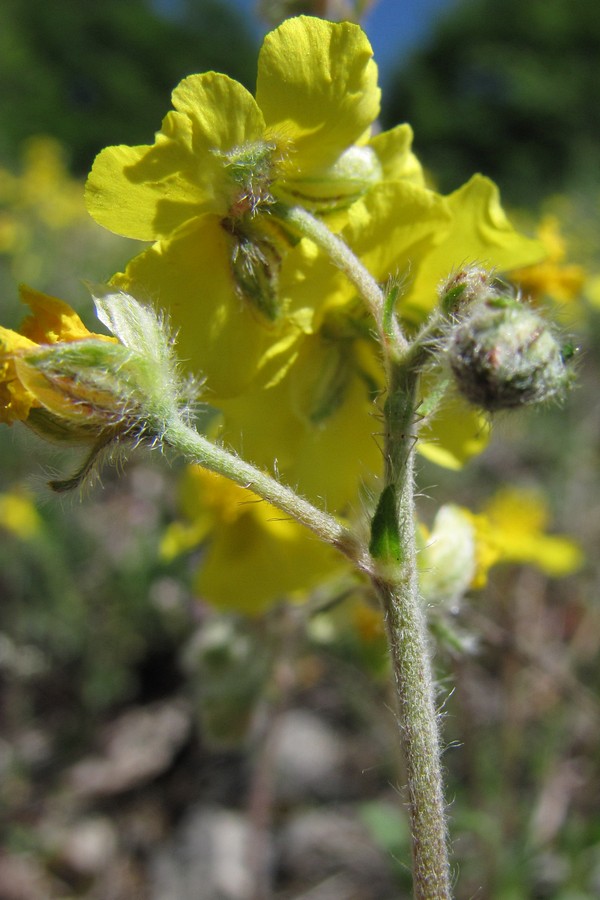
[85, 132, 214, 242]
[257, 17, 380, 174]
[172, 73, 265, 154]
[404, 175, 547, 320]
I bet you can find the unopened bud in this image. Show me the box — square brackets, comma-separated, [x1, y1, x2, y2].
[447, 296, 573, 412]
[275, 145, 383, 213]
[1, 284, 192, 490]
[438, 266, 500, 314]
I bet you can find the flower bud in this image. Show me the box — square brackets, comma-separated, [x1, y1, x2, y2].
[437, 265, 500, 314]
[1, 284, 192, 490]
[447, 296, 572, 412]
[274, 145, 383, 213]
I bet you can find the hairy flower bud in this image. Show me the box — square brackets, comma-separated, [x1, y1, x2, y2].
[447, 296, 572, 412]
[1, 284, 193, 490]
[274, 145, 383, 213]
[437, 265, 500, 314]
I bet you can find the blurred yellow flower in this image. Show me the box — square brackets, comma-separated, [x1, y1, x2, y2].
[161, 467, 344, 614]
[467, 488, 583, 588]
[0, 489, 42, 540]
[512, 215, 586, 305]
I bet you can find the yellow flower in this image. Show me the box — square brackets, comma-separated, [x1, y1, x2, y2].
[466, 488, 583, 587]
[1, 286, 189, 487]
[0, 489, 43, 540]
[213, 176, 544, 503]
[85, 16, 393, 396]
[511, 215, 586, 305]
[161, 467, 344, 614]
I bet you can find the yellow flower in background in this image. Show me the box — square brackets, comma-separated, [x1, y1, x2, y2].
[0, 489, 42, 540]
[467, 488, 583, 588]
[161, 467, 344, 614]
[0, 138, 85, 245]
[511, 215, 586, 306]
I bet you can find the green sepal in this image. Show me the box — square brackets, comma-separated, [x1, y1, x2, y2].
[48, 432, 116, 493]
[229, 230, 281, 321]
[369, 484, 403, 564]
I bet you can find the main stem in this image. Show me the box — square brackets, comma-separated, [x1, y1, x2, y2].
[375, 363, 452, 899]
[275, 204, 451, 895]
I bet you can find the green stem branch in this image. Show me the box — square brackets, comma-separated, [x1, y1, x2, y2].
[275, 204, 408, 355]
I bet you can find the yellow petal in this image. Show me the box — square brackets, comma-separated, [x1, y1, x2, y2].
[258, 17, 380, 173]
[0, 327, 38, 424]
[18, 285, 101, 343]
[468, 488, 584, 584]
[111, 216, 279, 398]
[343, 180, 452, 288]
[172, 72, 265, 153]
[404, 175, 547, 320]
[369, 124, 425, 186]
[418, 393, 490, 470]
[85, 132, 213, 242]
[14, 357, 116, 424]
[219, 335, 382, 512]
[191, 473, 342, 614]
[86, 74, 264, 242]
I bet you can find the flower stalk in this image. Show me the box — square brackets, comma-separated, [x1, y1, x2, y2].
[275, 203, 408, 356]
[370, 358, 452, 898]
[163, 416, 366, 569]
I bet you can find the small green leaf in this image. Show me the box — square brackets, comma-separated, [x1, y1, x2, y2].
[369, 484, 402, 563]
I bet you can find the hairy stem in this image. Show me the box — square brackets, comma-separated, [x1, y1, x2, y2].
[372, 363, 452, 899]
[275, 203, 408, 355]
[163, 417, 366, 568]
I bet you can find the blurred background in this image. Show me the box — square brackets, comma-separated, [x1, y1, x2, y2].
[1, 1, 599, 898]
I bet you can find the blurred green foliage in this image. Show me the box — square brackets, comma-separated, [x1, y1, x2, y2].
[383, 0, 600, 204]
[0, 0, 258, 174]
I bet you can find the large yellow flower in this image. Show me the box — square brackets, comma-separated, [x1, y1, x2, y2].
[161, 467, 344, 614]
[84, 17, 420, 397]
[213, 177, 546, 511]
